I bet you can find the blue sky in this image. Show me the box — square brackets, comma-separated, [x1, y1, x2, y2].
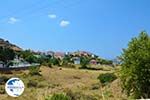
[0, 0, 150, 59]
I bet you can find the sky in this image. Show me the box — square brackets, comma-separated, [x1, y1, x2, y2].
[0, 0, 150, 59]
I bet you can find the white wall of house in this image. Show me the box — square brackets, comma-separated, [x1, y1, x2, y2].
[0, 64, 3, 68]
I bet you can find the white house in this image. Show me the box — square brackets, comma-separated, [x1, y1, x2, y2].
[0, 61, 5, 68]
[73, 57, 80, 64]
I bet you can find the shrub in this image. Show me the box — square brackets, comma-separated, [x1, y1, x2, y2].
[0, 86, 5, 94]
[66, 90, 98, 100]
[80, 57, 90, 69]
[37, 82, 48, 88]
[27, 80, 38, 88]
[41, 62, 48, 66]
[90, 83, 100, 90]
[0, 76, 9, 85]
[47, 62, 52, 68]
[45, 93, 70, 100]
[66, 90, 81, 100]
[0, 47, 15, 63]
[48, 83, 60, 89]
[25, 55, 38, 64]
[62, 63, 76, 69]
[82, 66, 103, 70]
[45, 95, 51, 100]
[103, 90, 113, 99]
[42, 62, 52, 68]
[50, 58, 60, 66]
[97, 73, 117, 85]
[29, 66, 41, 76]
[120, 31, 150, 98]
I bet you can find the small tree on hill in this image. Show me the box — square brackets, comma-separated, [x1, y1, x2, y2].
[62, 55, 72, 65]
[80, 56, 89, 69]
[50, 57, 60, 66]
[120, 31, 150, 99]
[25, 55, 38, 64]
[0, 47, 15, 63]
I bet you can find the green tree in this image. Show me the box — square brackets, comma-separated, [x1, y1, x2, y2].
[80, 56, 90, 69]
[120, 31, 150, 99]
[25, 55, 38, 64]
[50, 57, 60, 66]
[19, 50, 33, 59]
[0, 47, 15, 63]
[62, 55, 72, 65]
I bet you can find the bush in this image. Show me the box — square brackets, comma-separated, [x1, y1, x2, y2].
[80, 66, 103, 70]
[47, 62, 52, 68]
[0, 76, 9, 85]
[62, 63, 76, 69]
[103, 90, 113, 99]
[66, 90, 81, 100]
[120, 31, 150, 98]
[29, 66, 41, 76]
[27, 80, 38, 88]
[45, 93, 70, 100]
[25, 55, 38, 64]
[66, 90, 98, 100]
[45, 96, 51, 100]
[0, 86, 5, 94]
[100, 59, 113, 65]
[80, 57, 90, 69]
[90, 83, 100, 90]
[0, 47, 15, 63]
[41, 62, 48, 66]
[97, 73, 117, 85]
[37, 82, 48, 88]
[42, 62, 52, 68]
[50, 58, 60, 66]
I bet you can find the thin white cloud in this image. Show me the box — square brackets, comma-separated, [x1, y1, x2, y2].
[60, 20, 70, 27]
[48, 14, 57, 19]
[8, 17, 19, 24]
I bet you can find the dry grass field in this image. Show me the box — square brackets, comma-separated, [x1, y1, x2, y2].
[0, 66, 126, 100]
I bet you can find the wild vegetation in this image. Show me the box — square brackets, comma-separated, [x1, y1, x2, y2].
[0, 31, 150, 99]
[120, 31, 150, 99]
[97, 73, 117, 86]
[0, 47, 15, 64]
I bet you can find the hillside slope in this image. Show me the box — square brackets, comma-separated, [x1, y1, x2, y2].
[0, 38, 22, 51]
